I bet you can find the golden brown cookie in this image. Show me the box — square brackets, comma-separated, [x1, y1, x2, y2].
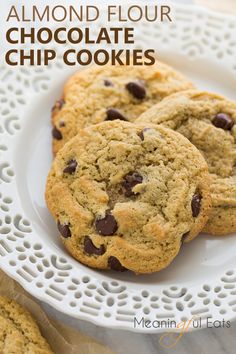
[0, 296, 53, 354]
[137, 90, 236, 235]
[46, 121, 211, 274]
[51, 61, 194, 154]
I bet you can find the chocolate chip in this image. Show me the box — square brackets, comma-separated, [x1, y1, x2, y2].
[212, 113, 234, 130]
[104, 79, 113, 87]
[137, 128, 151, 141]
[108, 256, 127, 272]
[122, 172, 143, 197]
[191, 193, 202, 217]
[57, 221, 71, 238]
[95, 211, 118, 236]
[84, 236, 105, 255]
[52, 126, 62, 140]
[63, 159, 77, 174]
[126, 82, 146, 99]
[52, 98, 65, 112]
[138, 131, 144, 141]
[106, 108, 127, 121]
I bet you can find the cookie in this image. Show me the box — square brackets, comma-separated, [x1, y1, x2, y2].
[51, 61, 194, 154]
[137, 90, 236, 235]
[46, 121, 211, 274]
[0, 296, 53, 354]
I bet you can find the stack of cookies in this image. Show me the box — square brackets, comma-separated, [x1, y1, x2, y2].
[46, 61, 236, 274]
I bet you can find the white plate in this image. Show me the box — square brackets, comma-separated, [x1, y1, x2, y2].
[1, 3, 236, 333]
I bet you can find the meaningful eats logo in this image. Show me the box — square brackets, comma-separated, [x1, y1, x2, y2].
[5, 4, 172, 66]
[134, 316, 231, 348]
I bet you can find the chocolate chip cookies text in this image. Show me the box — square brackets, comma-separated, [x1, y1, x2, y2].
[5, 4, 173, 66]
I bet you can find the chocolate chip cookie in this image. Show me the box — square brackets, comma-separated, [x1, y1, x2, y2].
[0, 296, 53, 353]
[51, 61, 194, 154]
[46, 121, 211, 274]
[137, 90, 236, 235]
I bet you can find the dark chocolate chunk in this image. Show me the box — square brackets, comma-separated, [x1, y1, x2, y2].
[95, 211, 118, 236]
[106, 108, 127, 121]
[126, 82, 146, 99]
[57, 221, 71, 238]
[191, 193, 202, 217]
[52, 126, 62, 140]
[212, 113, 234, 130]
[104, 79, 113, 87]
[84, 236, 105, 255]
[63, 159, 77, 174]
[122, 172, 143, 197]
[52, 98, 65, 112]
[108, 256, 127, 272]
